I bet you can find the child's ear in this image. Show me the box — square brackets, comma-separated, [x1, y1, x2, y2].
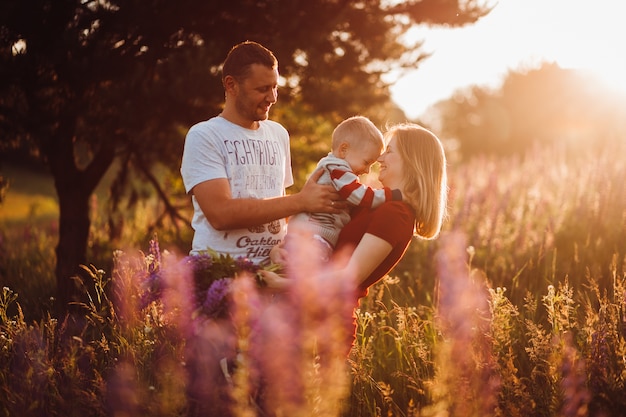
[338, 142, 349, 158]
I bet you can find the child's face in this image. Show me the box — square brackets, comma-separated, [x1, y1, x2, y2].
[344, 143, 382, 176]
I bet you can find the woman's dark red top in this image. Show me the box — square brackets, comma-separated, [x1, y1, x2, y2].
[334, 201, 416, 299]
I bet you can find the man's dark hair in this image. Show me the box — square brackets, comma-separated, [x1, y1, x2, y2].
[222, 41, 278, 82]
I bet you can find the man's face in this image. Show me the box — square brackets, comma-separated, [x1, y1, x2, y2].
[233, 63, 279, 123]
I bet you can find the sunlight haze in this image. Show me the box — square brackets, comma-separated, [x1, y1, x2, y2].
[391, 0, 626, 119]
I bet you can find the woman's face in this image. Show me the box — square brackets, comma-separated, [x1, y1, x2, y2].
[377, 136, 404, 189]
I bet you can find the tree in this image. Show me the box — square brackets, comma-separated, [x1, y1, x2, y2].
[0, 0, 490, 310]
[435, 62, 626, 158]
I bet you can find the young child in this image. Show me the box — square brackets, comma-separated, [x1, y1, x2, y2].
[287, 116, 402, 261]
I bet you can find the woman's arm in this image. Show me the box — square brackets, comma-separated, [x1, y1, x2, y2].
[259, 233, 392, 290]
[339, 233, 392, 285]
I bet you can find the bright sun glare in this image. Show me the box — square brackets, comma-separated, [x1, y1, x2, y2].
[540, 0, 626, 96]
[391, 0, 626, 118]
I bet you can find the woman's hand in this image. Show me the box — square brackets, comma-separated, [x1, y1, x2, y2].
[269, 242, 289, 266]
[258, 270, 290, 291]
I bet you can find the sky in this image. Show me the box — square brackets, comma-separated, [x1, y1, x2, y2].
[390, 0, 626, 119]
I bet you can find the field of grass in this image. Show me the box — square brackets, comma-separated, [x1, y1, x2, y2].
[0, 136, 625, 416]
[0, 164, 58, 223]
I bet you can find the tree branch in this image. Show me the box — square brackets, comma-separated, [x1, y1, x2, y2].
[133, 153, 188, 238]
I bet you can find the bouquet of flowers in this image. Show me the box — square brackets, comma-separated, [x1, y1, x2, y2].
[139, 237, 281, 319]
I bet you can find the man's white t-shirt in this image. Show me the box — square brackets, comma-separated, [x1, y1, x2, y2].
[181, 116, 294, 264]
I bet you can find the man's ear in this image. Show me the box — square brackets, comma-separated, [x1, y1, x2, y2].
[223, 75, 238, 94]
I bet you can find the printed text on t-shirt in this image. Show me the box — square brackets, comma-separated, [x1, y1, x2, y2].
[224, 138, 281, 166]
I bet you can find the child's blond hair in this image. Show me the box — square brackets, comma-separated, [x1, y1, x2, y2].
[331, 116, 383, 151]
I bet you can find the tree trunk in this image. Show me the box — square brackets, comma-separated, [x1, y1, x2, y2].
[54, 181, 91, 308]
[44, 115, 115, 313]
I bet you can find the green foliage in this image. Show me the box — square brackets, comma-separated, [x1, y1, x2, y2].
[349, 283, 437, 416]
[395, 136, 626, 309]
[437, 62, 626, 158]
[0, 259, 188, 416]
[271, 100, 337, 189]
[0, 220, 57, 321]
[1, 136, 625, 416]
[0, 175, 7, 204]
[348, 258, 625, 417]
[0, 0, 490, 305]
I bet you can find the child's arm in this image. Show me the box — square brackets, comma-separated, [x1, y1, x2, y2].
[329, 167, 402, 208]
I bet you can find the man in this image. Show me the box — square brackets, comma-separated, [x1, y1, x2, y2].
[181, 41, 341, 264]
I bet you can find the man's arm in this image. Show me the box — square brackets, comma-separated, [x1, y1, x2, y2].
[193, 169, 343, 230]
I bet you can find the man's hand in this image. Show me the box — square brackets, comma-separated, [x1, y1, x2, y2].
[299, 168, 347, 213]
[191, 168, 347, 231]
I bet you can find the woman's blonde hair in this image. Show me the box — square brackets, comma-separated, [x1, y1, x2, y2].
[386, 123, 448, 239]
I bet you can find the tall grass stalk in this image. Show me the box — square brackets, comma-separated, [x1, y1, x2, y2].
[1, 138, 625, 416]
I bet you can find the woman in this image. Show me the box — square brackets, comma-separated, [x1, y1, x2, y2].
[259, 122, 448, 344]
[334, 122, 447, 299]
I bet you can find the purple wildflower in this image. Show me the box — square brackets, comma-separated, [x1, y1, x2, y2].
[138, 249, 265, 316]
[139, 270, 163, 309]
[182, 253, 213, 275]
[203, 278, 233, 318]
[148, 237, 161, 274]
[235, 256, 257, 273]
